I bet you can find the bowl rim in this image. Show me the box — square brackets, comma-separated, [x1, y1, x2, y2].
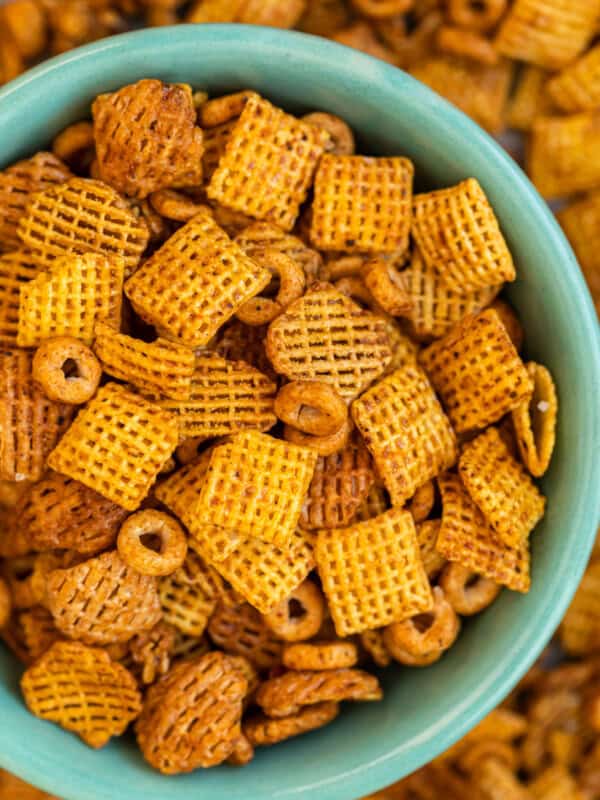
[1, 23, 600, 800]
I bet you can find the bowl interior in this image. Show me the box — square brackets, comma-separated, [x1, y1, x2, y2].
[1, 25, 599, 800]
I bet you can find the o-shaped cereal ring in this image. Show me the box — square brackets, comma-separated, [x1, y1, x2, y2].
[117, 510, 188, 577]
[440, 563, 500, 616]
[263, 580, 325, 642]
[33, 336, 102, 404]
[275, 381, 347, 436]
[284, 415, 353, 456]
[447, 0, 507, 32]
[384, 586, 460, 663]
[236, 250, 305, 326]
[302, 112, 355, 156]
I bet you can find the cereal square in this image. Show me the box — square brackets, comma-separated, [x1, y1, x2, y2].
[0, 251, 41, 346]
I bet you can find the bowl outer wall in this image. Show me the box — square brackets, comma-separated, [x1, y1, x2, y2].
[0, 25, 599, 800]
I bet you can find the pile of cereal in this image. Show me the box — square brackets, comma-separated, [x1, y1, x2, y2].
[0, 79, 555, 773]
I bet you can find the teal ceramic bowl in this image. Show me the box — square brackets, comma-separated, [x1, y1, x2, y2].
[0, 24, 599, 800]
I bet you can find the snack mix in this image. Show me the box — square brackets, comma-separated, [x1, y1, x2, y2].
[1, 1, 600, 797]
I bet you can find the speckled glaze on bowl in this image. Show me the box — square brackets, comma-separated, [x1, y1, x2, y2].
[0, 25, 599, 800]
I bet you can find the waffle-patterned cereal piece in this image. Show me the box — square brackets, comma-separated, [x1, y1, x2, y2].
[92, 79, 204, 199]
[21, 641, 141, 748]
[136, 652, 247, 773]
[506, 66, 556, 131]
[547, 44, 600, 113]
[47, 382, 178, 511]
[17, 177, 149, 276]
[310, 155, 414, 254]
[93, 322, 195, 401]
[315, 507, 433, 636]
[512, 362, 558, 478]
[210, 529, 315, 614]
[527, 112, 600, 199]
[235, 221, 322, 281]
[437, 472, 530, 593]
[459, 427, 546, 548]
[351, 365, 457, 506]
[266, 282, 392, 401]
[129, 621, 176, 685]
[17, 252, 124, 347]
[0, 152, 71, 252]
[559, 561, 600, 655]
[207, 601, 283, 669]
[244, 702, 340, 747]
[417, 519, 446, 580]
[207, 94, 330, 231]
[196, 431, 316, 548]
[46, 550, 162, 644]
[494, 0, 600, 70]
[15, 471, 128, 554]
[256, 668, 382, 718]
[215, 319, 276, 380]
[202, 119, 237, 181]
[360, 629, 392, 668]
[0, 348, 74, 482]
[381, 317, 420, 376]
[420, 308, 533, 434]
[125, 210, 270, 347]
[412, 178, 515, 293]
[300, 433, 375, 529]
[558, 192, 600, 304]
[150, 352, 277, 438]
[0, 251, 42, 346]
[239, 0, 306, 27]
[410, 55, 513, 135]
[406, 248, 500, 339]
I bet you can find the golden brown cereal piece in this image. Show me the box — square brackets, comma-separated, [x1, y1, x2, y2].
[239, 0, 306, 27]
[0, 0, 46, 60]
[149, 189, 207, 223]
[300, 433, 375, 529]
[440, 562, 501, 616]
[0, 152, 71, 252]
[0, 348, 74, 483]
[32, 336, 101, 404]
[283, 641, 359, 671]
[459, 427, 546, 548]
[420, 309, 533, 434]
[215, 319, 276, 380]
[52, 121, 95, 174]
[208, 602, 283, 670]
[412, 179, 515, 294]
[528, 765, 582, 800]
[440, 707, 528, 764]
[527, 112, 600, 199]
[494, 0, 600, 70]
[210, 529, 316, 614]
[559, 561, 600, 655]
[380, 317, 420, 378]
[310, 155, 413, 254]
[207, 94, 329, 232]
[558, 192, 600, 306]
[383, 586, 460, 666]
[547, 44, 600, 114]
[351, 365, 457, 506]
[185, 0, 246, 23]
[275, 381, 347, 437]
[263, 580, 325, 642]
[297, 0, 351, 37]
[14, 472, 128, 555]
[437, 25, 499, 66]
[361, 260, 411, 317]
[506, 66, 556, 132]
[316, 507, 433, 637]
[94, 323, 194, 402]
[448, 0, 506, 32]
[19, 606, 63, 662]
[48, 382, 178, 511]
[408, 480, 436, 524]
[159, 550, 227, 637]
[360, 629, 392, 667]
[319, 254, 366, 283]
[21, 641, 141, 748]
[227, 735, 255, 766]
[437, 472, 531, 593]
[235, 221, 322, 281]
[17, 252, 124, 348]
[17, 177, 149, 276]
[92, 79, 204, 199]
[46, 550, 162, 644]
[416, 519, 446, 580]
[302, 112, 355, 156]
[195, 431, 316, 548]
[0, 576, 11, 628]
[201, 119, 238, 182]
[333, 22, 397, 64]
[117, 510, 188, 577]
[349, 0, 412, 18]
[129, 622, 176, 685]
[236, 249, 305, 326]
[3, 554, 38, 609]
[489, 298, 524, 352]
[410, 55, 512, 135]
[199, 91, 259, 127]
[136, 652, 247, 774]
[244, 702, 340, 747]
[284, 414, 353, 457]
[256, 668, 382, 718]
[125, 210, 270, 347]
[0, 251, 42, 346]
[267, 282, 392, 402]
[512, 363, 557, 478]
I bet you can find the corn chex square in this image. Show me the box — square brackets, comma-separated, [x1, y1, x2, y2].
[125, 210, 271, 347]
[351, 365, 457, 507]
[315, 507, 433, 636]
[47, 382, 178, 511]
[420, 308, 533, 434]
